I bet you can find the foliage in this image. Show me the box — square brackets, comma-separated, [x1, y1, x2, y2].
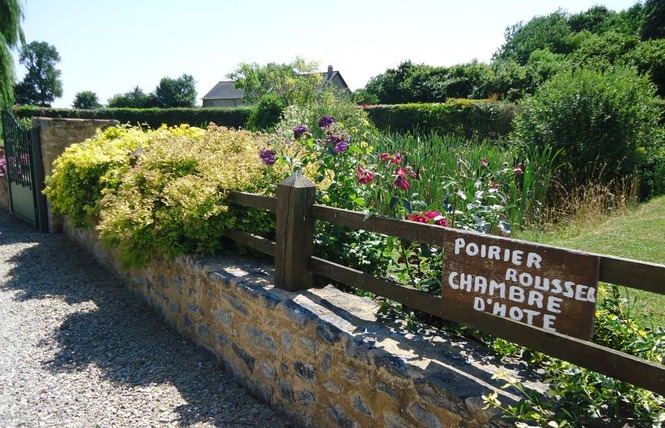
[642, 0, 665, 41]
[72, 91, 102, 109]
[14, 105, 252, 130]
[246, 92, 285, 131]
[0, 0, 24, 107]
[107, 75, 197, 109]
[153, 74, 197, 108]
[43, 125, 153, 227]
[14, 41, 63, 107]
[512, 66, 662, 191]
[627, 38, 665, 97]
[43, 124, 270, 268]
[227, 57, 321, 105]
[107, 86, 156, 108]
[97, 124, 268, 268]
[568, 5, 614, 33]
[484, 285, 665, 427]
[359, 3, 663, 104]
[273, 88, 376, 144]
[364, 99, 518, 140]
[494, 10, 573, 65]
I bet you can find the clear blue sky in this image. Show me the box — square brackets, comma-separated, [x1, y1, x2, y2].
[15, 0, 640, 107]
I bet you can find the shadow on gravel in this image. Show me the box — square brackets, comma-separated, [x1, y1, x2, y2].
[0, 211, 287, 427]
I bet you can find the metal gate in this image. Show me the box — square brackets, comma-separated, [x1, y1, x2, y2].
[1, 111, 48, 231]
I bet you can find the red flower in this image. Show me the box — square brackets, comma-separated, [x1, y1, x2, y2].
[393, 152, 402, 164]
[357, 165, 375, 184]
[405, 213, 428, 223]
[406, 211, 447, 227]
[380, 153, 391, 162]
[396, 166, 408, 177]
[394, 175, 409, 191]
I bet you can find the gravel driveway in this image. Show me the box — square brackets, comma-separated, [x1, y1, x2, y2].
[0, 210, 289, 427]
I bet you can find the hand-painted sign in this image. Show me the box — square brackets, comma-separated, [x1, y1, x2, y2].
[442, 229, 599, 339]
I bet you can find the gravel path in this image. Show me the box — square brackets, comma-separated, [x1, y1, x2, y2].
[0, 210, 290, 428]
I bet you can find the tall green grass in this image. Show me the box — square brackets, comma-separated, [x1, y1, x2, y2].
[367, 131, 560, 231]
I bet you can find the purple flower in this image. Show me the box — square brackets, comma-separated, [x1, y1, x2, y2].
[319, 115, 336, 129]
[325, 134, 340, 147]
[293, 125, 309, 139]
[0, 157, 6, 175]
[333, 141, 349, 154]
[259, 148, 277, 166]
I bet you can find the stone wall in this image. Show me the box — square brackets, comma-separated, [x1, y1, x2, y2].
[0, 175, 8, 211]
[64, 223, 522, 428]
[34, 117, 119, 232]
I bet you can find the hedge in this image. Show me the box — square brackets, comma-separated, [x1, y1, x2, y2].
[13, 106, 252, 129]
[363, 99, 519, 140]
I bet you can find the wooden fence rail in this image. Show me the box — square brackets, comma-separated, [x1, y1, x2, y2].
[225, 173, 665, 395]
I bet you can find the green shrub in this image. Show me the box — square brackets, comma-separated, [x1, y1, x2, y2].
[14, 106, 251, 129]
[364, 99, 518, 140]
[246, 93, 285, 131]
[97, 124, 269, 268]
[512, 67, 663, 191]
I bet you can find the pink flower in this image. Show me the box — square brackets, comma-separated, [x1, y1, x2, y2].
[394, 175, 409, 191]
[396, 166, 408, 177]
[481, 159, 488, 168]
[514, 162, 524, 176]
[393, 152, 402, 164]
[357, 165, 375, 184]
[380, 153, 391, 162]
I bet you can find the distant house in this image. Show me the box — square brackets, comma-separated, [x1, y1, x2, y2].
[201, 81, 247, 107]
[201, 65, 350, 107]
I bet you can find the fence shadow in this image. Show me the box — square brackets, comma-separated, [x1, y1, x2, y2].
[0, 211, 287, 427]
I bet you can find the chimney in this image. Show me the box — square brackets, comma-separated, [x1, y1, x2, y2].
[327, 65, 333, 78]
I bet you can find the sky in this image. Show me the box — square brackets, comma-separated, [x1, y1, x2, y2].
[14, 0, 641, 108]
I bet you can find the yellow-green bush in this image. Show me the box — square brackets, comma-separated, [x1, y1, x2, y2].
[44, 123, 270, 268]
[44, 125, 155, 227]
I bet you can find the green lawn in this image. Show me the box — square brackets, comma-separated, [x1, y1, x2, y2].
[518, 195, 665, 327]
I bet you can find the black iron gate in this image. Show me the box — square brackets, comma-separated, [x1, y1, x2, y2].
[1, 111, 48, 231]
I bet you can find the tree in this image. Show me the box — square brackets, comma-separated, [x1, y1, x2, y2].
[227, 57, 321, 105]
[14, 41, 63, 107]
[642, 0, 665, 40]
[154, 74, 197, 107]
[0, 0, 24, 107]
[72, 91, 101, 109]
[107, 86, 154, 108]
[493, 11, 573, 65]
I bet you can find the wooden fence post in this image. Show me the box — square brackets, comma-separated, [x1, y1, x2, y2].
[275, 171, 315, 291]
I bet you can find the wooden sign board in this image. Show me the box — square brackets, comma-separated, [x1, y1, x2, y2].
[442, 229, 599, 340]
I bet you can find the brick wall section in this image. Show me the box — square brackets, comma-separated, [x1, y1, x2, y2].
[64, 222, 519, 428]
[34, 117, 119, 232]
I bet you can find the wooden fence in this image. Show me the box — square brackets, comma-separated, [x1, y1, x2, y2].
[225, 172, 665, 396]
